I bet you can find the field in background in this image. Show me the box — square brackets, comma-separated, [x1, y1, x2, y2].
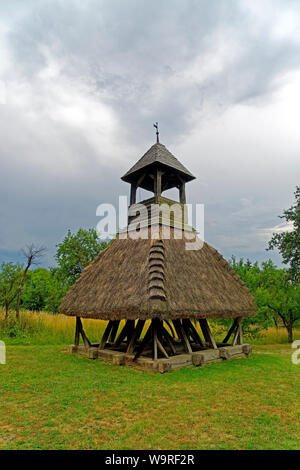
[0, 308, 299, 346]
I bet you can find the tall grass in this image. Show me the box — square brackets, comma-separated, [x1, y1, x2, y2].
[0, 308, 108, 345]
[0, 307, 299, 345]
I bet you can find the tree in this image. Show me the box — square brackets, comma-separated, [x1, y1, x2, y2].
[230, 257, 300, 342]
[21, 268, 69, 313]
[55, 228, 108, 285]
[15, 245, 46, 320]
[0, 262, 23, 321]
[268, 186, 300, 283]
[256, 265, 300, 343]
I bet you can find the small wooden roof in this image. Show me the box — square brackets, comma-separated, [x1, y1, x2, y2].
[121, 143, 195, 191]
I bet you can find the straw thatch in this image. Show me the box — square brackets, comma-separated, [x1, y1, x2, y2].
[60, 227, 257, 320]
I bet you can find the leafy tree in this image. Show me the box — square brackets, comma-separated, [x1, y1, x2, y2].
[268, 186, 300, 283]
[55, 228, 108, 285]
[0, 262, 23, 320]
[230, 257, 300, 342]
[21, 268, 68, 313]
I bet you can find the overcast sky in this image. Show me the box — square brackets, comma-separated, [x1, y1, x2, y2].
[0, 0, 299, 268]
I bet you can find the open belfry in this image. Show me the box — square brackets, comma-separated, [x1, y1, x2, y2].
[60, 127, 257, 372]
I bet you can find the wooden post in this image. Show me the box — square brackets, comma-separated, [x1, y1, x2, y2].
[199, 319, 217, 349]
[156, 169, 162, 198]
[179, 183, 186, 204]
[232, 318, 242, 346]
[134, 322, 153, 361]
[130, 184, 137, 205]
[153, 320, 158, 360]
[75, 317, 80, 346]
[237, 318, 243, 345]
[183, 319, 205, 348]
[99, 321, 114, 349]
[223, 318, 238, 344]
[173, 319, 192, 354]
[126, 320, 145, 353]
[109, 320, 120, 343]
[115, 320, 135, 347]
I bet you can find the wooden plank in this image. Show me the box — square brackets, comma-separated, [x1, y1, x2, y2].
[115, 320, 134, 347]
[183, 319, 205, 347]
[153, 319, 158, 360]
[134, 323, 153, 361]
[232, 318, 241, 346]
[160, 323, 177, 355]
[109, 320, 120, 343]
[99, 321, 114, 349]
[75, 317, 80, 346]
[77, 317, 91, 348]
[237, 319, 243, 345]
[126, 320, 145, 353]
[156, 337, 169, 358]
[165, 320, 176, 338]
[222, 318, 238, 343]
[199, 319, 217, 349]
[173, 319, 192, 354]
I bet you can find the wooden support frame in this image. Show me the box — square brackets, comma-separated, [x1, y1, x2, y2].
[126, 320, 145, 353]
[199, 319, 217, 349]
[182, 319, 205, 348]
[222, 317, 243, 346]
[173, 319, 192, 354]
[75, 317, 91, 348]
[109, 320, 120, 343]
[161, 322, 177, 355]
[114, 320, 135, 347]
[223, 318, 238, 344]
[134, 322, 153, 361]
[99, 321, 114, 349]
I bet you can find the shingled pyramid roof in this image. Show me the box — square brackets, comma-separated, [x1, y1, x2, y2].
[121, 143, 195, 184]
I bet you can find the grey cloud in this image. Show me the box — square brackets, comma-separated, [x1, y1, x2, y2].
[0, 0, 299, 267]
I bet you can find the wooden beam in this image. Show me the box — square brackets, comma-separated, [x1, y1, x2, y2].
[173, 319, 192, 354]
[99, 321, 114, 349]
[109, 320, 120, 343]
[165, 320, 176, 338]
[223, 318, 238, 344]
[237, 319, 243, 345]
[115, 320, 135, 347]
[130, 184, 137, 205]
[134, 322, 153, 361]
[75, 317, 80, 346]
[199, 319, 217, 349]
[161, 322, 177, 355]
[75, 317, 91, 348]
[126, 320, 145, 353]
[232, 318, 242, 346]
[156, 336, 169, 359]
[183, 319, 205, 347]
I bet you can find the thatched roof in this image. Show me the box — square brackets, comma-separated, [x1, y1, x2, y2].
[60, 228, 257, 320]
[121, 143, 195, 185]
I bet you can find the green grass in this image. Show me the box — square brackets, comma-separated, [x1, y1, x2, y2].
[0, 344, 299, 450]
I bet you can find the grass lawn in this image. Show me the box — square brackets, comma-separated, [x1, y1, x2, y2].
[0, 343, 299, 450]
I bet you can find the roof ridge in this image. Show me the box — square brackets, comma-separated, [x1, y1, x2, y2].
[148, 239, 166, 302]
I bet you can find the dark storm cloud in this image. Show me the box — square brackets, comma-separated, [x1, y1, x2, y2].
[7, 0, 300, 142]
[0, 0, 300, 266]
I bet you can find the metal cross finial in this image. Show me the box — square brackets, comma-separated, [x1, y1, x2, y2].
[153, 122, 159, 143]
